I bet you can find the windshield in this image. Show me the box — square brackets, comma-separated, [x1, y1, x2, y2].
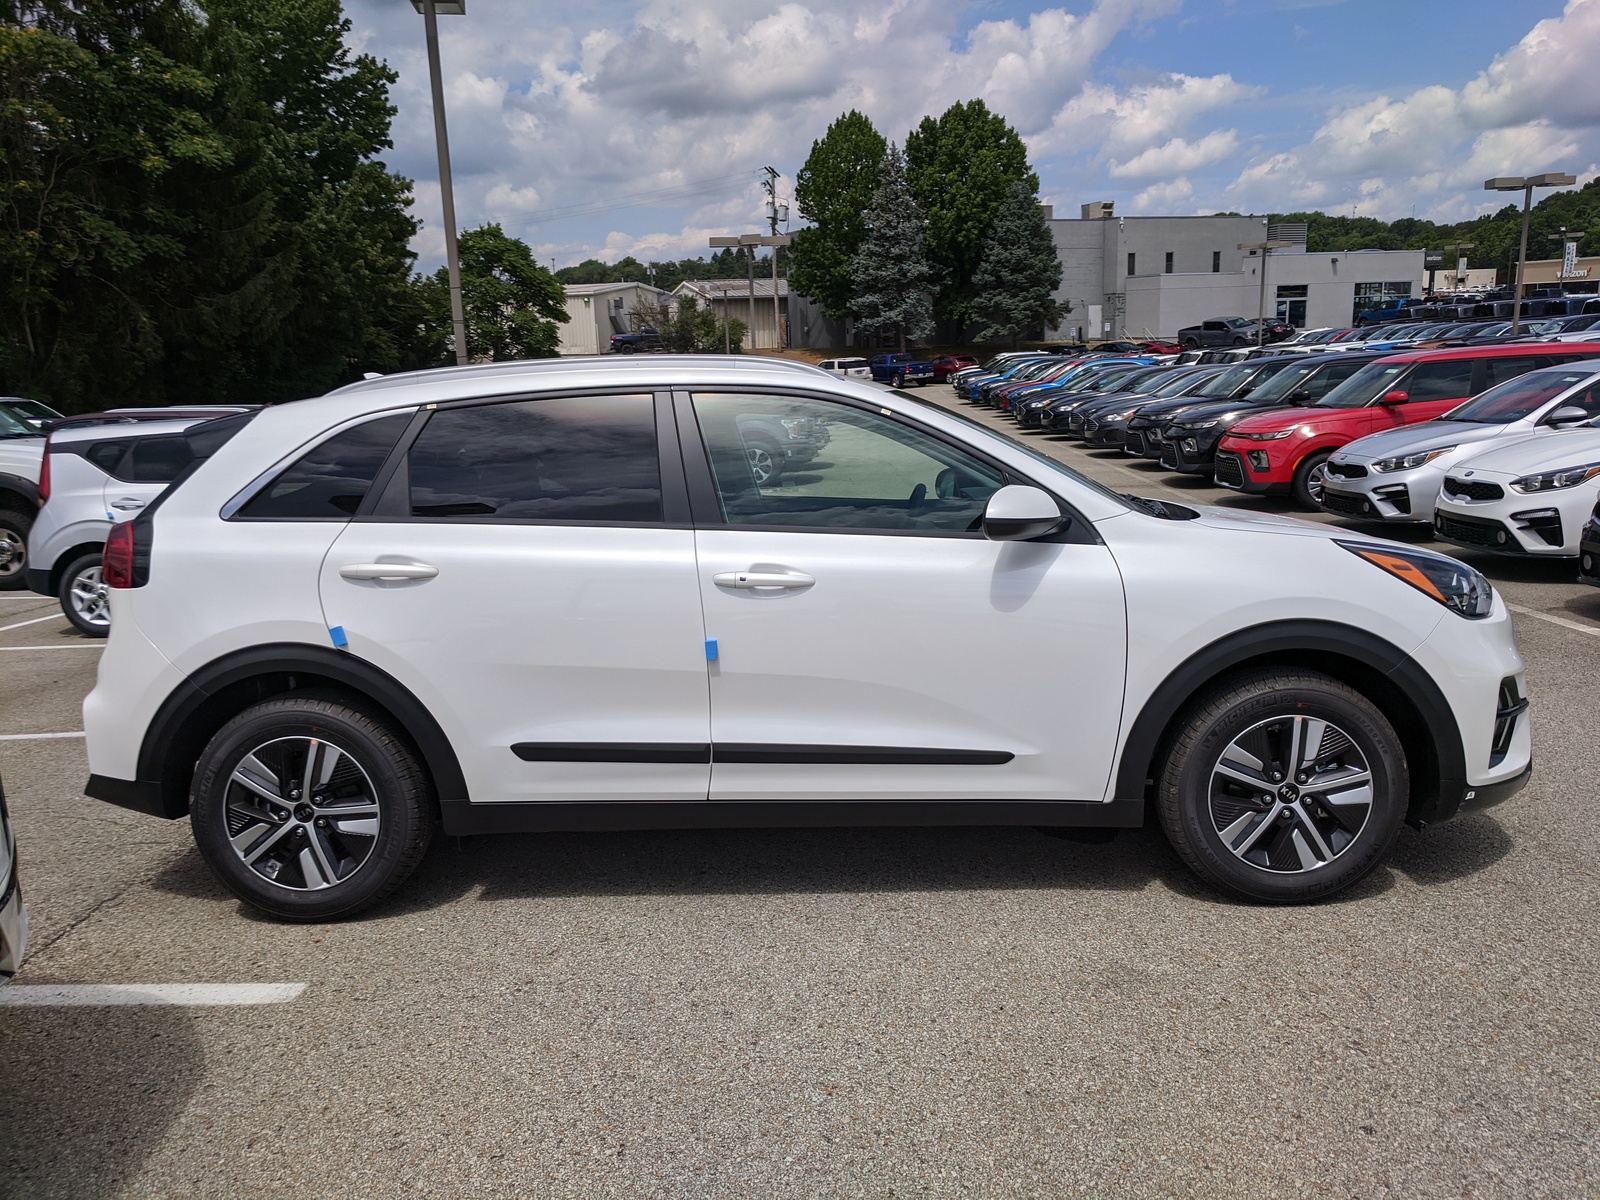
[1125, 368, 1176, 394]
[1316, 362, 1410, 408]
[0, 407, 37, 438]
[1152, 369, 1215, 397]
[1445, 368, 1600, 423]
[1189, 363, 1259, 398]
[1086, 365, 1144, 391]
[1238, 360, 1322, 402]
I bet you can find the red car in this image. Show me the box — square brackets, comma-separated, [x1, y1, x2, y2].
[1215, 343, 1600, 507]
[930, 355, 979, 382]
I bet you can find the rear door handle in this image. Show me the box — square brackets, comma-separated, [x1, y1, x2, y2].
[109, 498, 145, 511]
[339, 562, 439, 582]
[713, 569, 815, 591]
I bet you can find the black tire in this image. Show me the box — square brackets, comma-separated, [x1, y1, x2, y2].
[892, 373, 905, 388]
[1292, 449, 1332, 509]
[1182, 338, 1200, 350]
[57, 550, 110, 637]
[190, 696, 435, 921]
[618, 342, 636, 354]
[0, 507, 31, 592]
[1232, 336, 1248, 346]
[1156, 668, 1407, 903]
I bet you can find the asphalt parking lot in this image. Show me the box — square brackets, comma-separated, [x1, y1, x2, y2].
[2, 382, 1599, 1197]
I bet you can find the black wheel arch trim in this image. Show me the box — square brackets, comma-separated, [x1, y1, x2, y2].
[0, 473, 39, 509]
[1112, 618, 1470, 827]
[110, 643, 469, 820]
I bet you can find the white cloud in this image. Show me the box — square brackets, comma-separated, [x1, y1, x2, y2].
[1130, 177, 1194, 213]
[1110, 130, 1240, 179]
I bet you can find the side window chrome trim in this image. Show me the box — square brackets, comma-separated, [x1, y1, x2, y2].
[220, 407, 419, 520]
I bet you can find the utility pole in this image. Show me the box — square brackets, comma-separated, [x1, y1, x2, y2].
[1239, 240, 1293, 347]
[711, 230, 791, 353]
[1487, 172, 1576, 334]
[762, 166, 787, 349]
[412, 0, 469, 365]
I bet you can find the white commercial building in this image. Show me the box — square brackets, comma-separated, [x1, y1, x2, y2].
[557, 282, 672, 355]
[1050, 203, 1425, 339]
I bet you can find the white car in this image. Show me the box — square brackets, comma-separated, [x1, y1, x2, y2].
[817, 356, 871, 380]
[0, 406, 45, 591]
[26, 407, 256, 635]
[1433, 426, 1600, 558]
[82, 357, 1529, 917]
[1322, 362, 1600, 524]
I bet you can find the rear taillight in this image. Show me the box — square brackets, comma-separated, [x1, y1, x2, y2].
[37, 442, 50, 504]
[103, 521, 136, 588]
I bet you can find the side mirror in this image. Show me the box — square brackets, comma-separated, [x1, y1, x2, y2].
[1380, 390, 1409, 405]
[1545, 405, 1590, 427]
[982, 485, 1065, 541]
[1287, 389, 1313, 404]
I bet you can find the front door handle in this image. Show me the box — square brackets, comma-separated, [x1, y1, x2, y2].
[713, 568, 815, 591]
[109, 498, 145, 511]
[339, 562, 439, 582]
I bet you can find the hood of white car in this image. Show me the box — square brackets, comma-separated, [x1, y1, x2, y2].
[1333, 419, 1508, 462]
[1448, 428, 1600, 478]
[1185, 503, 1350, 539]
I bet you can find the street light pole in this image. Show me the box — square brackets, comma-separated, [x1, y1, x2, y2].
[1238, 240, 1294, 347]
[711, 232, 791, 353]
[1486, 172, 1576, 335]
[413, 0, 469, 365]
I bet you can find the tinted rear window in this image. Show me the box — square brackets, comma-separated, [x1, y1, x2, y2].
[236, 413, 410, 519]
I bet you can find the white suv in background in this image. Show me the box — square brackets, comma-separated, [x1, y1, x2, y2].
[27, 408, 257, 633]
[83, 357, 1530, 919]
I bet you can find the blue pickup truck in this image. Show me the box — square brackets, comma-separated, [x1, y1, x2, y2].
[1355, 298, 1425, 326]
[869, 352, 935, 387]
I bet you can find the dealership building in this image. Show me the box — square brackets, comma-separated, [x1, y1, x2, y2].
[1049, 204, 1425, 340]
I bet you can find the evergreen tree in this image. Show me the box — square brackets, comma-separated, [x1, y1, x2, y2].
[971, 181, 1064, 345]
[904, 100, 1035, 341]
[848, 144, 934, 352]
[788, 110, 886, 320]
[424, 224, 567, 362]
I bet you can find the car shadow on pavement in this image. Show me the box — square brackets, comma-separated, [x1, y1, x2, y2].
[0, 1005, 204, 1196]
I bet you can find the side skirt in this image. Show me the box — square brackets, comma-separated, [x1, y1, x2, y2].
[440, 798, 1145, 837]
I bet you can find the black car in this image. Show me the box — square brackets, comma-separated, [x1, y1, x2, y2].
[1045, 367, 1224, 434]
[1013, 365, 1174, 429]
[1580, 499, 1600, 586]
[1101, 358, 1305, 453]
[1154, 352, 1389, 474]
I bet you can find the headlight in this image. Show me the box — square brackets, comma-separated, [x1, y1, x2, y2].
[1510, 462, 1600, 493]
[1235, 428, 1295, 441]
[1337, 541, 1494, 619]
[1373, 446, 1456, 473]
[1184, 419, 1219, 430]
[1100, 409, 1135, 422]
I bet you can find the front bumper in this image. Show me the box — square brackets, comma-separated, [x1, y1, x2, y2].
[1213, 449, 1288, 495]
[1320, 460, 1439, 523]
[1432, 490, 1582, 557]
[1158, 430, 1226, 474]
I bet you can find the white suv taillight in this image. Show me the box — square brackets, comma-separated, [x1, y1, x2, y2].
[102, 521, 136, 588]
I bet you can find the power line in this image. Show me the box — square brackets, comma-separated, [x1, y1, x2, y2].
[496, 170, 765, 231]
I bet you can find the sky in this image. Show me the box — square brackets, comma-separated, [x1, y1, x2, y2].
[343, 0, 1600, 272]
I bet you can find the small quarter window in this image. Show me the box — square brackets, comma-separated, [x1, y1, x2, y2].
[407, 395, 662, 523]
[126, 436, 193, 483]
[237, 413, 410, 519]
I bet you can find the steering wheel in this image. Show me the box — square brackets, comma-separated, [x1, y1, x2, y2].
[907, 482, 927, 518]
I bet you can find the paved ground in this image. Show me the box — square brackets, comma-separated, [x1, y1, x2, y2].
[2, 384, 1598, 1197]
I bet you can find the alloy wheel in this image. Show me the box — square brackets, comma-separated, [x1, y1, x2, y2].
[746, 446, 776, 485]
[0, 528, 22, 579]
[223, 737, 382, 891]
[1305, 461, 1329, 504]
[1208, 715, 1373, 873]
[68, 564, 110, 628]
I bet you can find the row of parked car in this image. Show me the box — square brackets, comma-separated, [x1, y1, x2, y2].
[949, 320, 1600, 580]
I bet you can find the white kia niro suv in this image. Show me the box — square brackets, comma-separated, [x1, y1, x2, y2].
[82, 357, 1531, 918]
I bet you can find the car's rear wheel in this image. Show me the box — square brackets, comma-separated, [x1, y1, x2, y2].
[1182, 338, 1199, 350]
[1157, 668, 1407, 902]
[58, 551, 110, 637]
[0, 508, 30, 591]
[743, 435, 783, 486]
[1293, 450, 1332, 509]
[190, 696, 435, 921]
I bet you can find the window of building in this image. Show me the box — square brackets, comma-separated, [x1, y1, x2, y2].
[406, 396, 662, 523]
[1164, 252, 1174, 274]
[1127, 252, 1136, 276]
[1212, 251, 1221, 273]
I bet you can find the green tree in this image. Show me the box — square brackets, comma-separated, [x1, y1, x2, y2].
[904, 100, 1035, 340]
[788, 109, 886, 320]
[428, 223, 567, 362]
[0, 0, 422, 409]
[849, 144, 934, 352]
[971, 180, 1064, 344]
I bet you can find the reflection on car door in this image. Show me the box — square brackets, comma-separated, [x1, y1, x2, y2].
[684, 391, 1128, 802]
[320, 394, 711, 805]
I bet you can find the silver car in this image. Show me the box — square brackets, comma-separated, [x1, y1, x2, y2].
[1321, 363, 1600, 523]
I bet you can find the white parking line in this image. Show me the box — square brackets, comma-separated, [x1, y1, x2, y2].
[0, 614, 63, 634]
[1507, 603, 1600, 637]
[0, 983, 307, 1007]
[0, 645, 102, 652]
[0, 732, 85, 741]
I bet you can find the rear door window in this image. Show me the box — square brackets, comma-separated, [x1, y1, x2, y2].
[1400, 360, 1475, 402]
[126, 436, 193, 483]
[406, 395, 662, 523]
[1478, 356, 1545, 390]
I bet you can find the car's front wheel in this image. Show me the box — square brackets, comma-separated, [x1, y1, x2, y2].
[0, 508, 30, 592]
[1293, 450, 1332, 508]
[190, 696, 435, 920]
[58, 551, 110, 637]
[1157, 669, 1407, 902]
